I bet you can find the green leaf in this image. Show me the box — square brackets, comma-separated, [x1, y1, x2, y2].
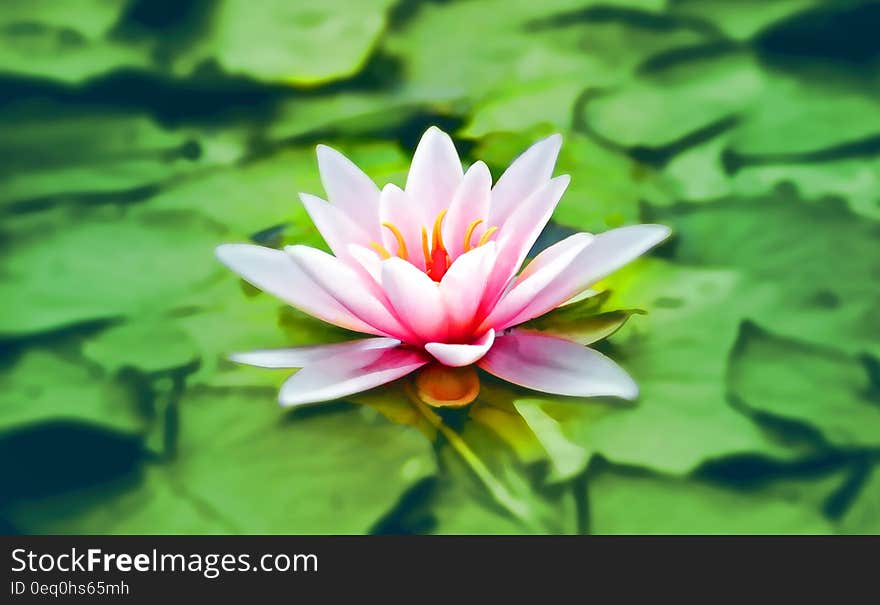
[582, 52, 765, 148]
[175, 0, 395, 85]
[547, 260, 807, 474]
[0, 206, 228, 336]
[522, 292, 643, 345]
[0, 106, 220, 208]
[589, 468, 834, 534]
[646, 190, 880, 358]
[0, 1, 148, 82]
[839, 465, 880, 534]
[0, 348, 144, 435]
[6, 392, 437, 533]
[669, 0, 822, 40]
[83, 319, 200, 376]
[384, 0, 699, 122]
[729, 79, 880, 157]
[430, 418, 579, 534]
[728, 323, 880, 449]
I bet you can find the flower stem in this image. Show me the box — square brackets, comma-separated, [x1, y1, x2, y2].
[405, 385, 540, 532]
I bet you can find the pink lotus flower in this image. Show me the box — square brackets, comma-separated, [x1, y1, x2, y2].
[216, 127, 669, 407]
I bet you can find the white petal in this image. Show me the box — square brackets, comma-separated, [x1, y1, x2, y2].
[380, 184, 427, 271]
[443, 160, 492, 258]
[488, 133, 562, 226]
[439, 241, 497, 336]
[316, 144, 381, 237]
[500, 224, 671, 328]
[231, 338, 400, 368]
[286, 245, 416, 342]
[425, 330, 495, 367]
[279, 346, 428, 407]
[482, 233, 593, 330]
[300, 192, 372, 259]
[406, 126, 463, 220]
[480, 175, 571, 313]
[381, 257, 447, 343]
[215, 243, 378, 334]
[478, 330, 638, 399]
[347, 243, 383, 283]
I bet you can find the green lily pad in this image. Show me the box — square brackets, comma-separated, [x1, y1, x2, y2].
[730, 79, 880, 157]
[384, 0, 700, 115]
[646, 190, 880, 358]
[0, 348, 145, 435]
[5, 392, 436, 533]
[175, 0, 395, 85]
[0, 106, 213, 208]
[545, 260, 807, 474]
[669, 0, 821, 40]
[0, 206, 228, 337]
[83, 319, 200, 376]
[839, 466, 880, 534]
[728, 323, 880, 449]
[589, 468, 834, 534]
[581, 52, 765, 148]
[0, 1, 148, 82]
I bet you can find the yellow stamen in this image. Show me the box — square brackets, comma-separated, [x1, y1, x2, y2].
[478, 226, 499, 247]
[382, 222, 408, 260]
[462, 219, 484, 253]
[431, 209, 448, 252]
[368, 242, 391, 260]
[421, 227, 431, 269]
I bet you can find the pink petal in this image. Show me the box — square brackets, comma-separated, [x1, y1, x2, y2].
[482, 233, 593, 330]
[347, 243, 383, 283]
[405, 126, 463, 220]
[286, 245, 416, 342]
[381, 257, 447, 343]
[425, 329, 495, 367]
[479, 175, 571, 314]
[488, 133, 562, 227]
[230, 337, 401, 368]
[215, 244, 378, 335]
[379, 184, 427, 271]
[477, 330, 638, 399]
[499, 224, 671, 328]
[316, 144, 381, 239]
[443, 160, 492, 258]
[279, 346, 428, 406]
[439, 242, 497, 337]
[299, 192, 372, 259]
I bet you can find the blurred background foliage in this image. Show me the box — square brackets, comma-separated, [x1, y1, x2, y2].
[1, 0, 879, 534]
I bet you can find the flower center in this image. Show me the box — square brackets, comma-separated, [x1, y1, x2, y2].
[414, 363, 480, 407]
[369, 211, 498, 282]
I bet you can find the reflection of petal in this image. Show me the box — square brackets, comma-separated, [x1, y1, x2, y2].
[279, 346, 428, 407]
[215, 243, 378, 335]
[425, 330, 495, 367]
[478, 330, 638, 399]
